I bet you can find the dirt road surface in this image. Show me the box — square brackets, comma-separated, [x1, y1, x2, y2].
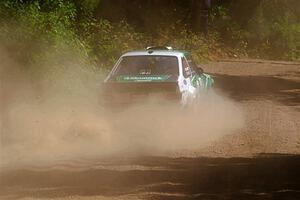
[1, 59, 300, 200]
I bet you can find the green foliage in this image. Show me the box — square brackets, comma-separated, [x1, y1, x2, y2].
[272, 18, 300, 61]
[246, 0, 300, 60]
[0, 0, 299, 77]
[84, 20, 147, 68]
[154, 22, 210, 63]
[0, 0, 147, 73]
[0, 0, 81, 66]
[210, 5, 248, 55]
[208, 1, 300, 61]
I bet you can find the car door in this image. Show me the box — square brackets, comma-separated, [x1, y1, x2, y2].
[179, 56, 197, 105]
[186, 55, 214, 90]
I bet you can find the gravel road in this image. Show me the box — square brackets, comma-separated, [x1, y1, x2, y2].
[1, 59, 300, 200]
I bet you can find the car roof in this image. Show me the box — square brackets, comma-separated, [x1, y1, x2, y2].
[121, 50, 189, 57]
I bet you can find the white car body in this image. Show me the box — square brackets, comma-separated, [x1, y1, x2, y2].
[104, 48, 214, 106]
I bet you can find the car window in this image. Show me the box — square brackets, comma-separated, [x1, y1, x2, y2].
[113, 56, 179, 80]
[182, 57, 192, 78]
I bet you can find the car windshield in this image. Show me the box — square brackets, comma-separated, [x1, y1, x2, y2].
[112, 56, 179, 81]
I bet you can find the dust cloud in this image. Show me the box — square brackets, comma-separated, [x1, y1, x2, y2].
[0, 47, 244, 168]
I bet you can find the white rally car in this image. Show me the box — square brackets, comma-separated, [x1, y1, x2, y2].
[104, 46, 214, 106]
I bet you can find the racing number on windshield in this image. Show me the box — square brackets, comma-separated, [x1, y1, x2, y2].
[182, 57, 192, 78]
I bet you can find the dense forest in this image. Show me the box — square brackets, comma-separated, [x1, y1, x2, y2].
[0, 0, 299, 73]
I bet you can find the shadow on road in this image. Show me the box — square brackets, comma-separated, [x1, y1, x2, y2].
[213, 74, 300, 106]
[1, 154, 300, 200]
